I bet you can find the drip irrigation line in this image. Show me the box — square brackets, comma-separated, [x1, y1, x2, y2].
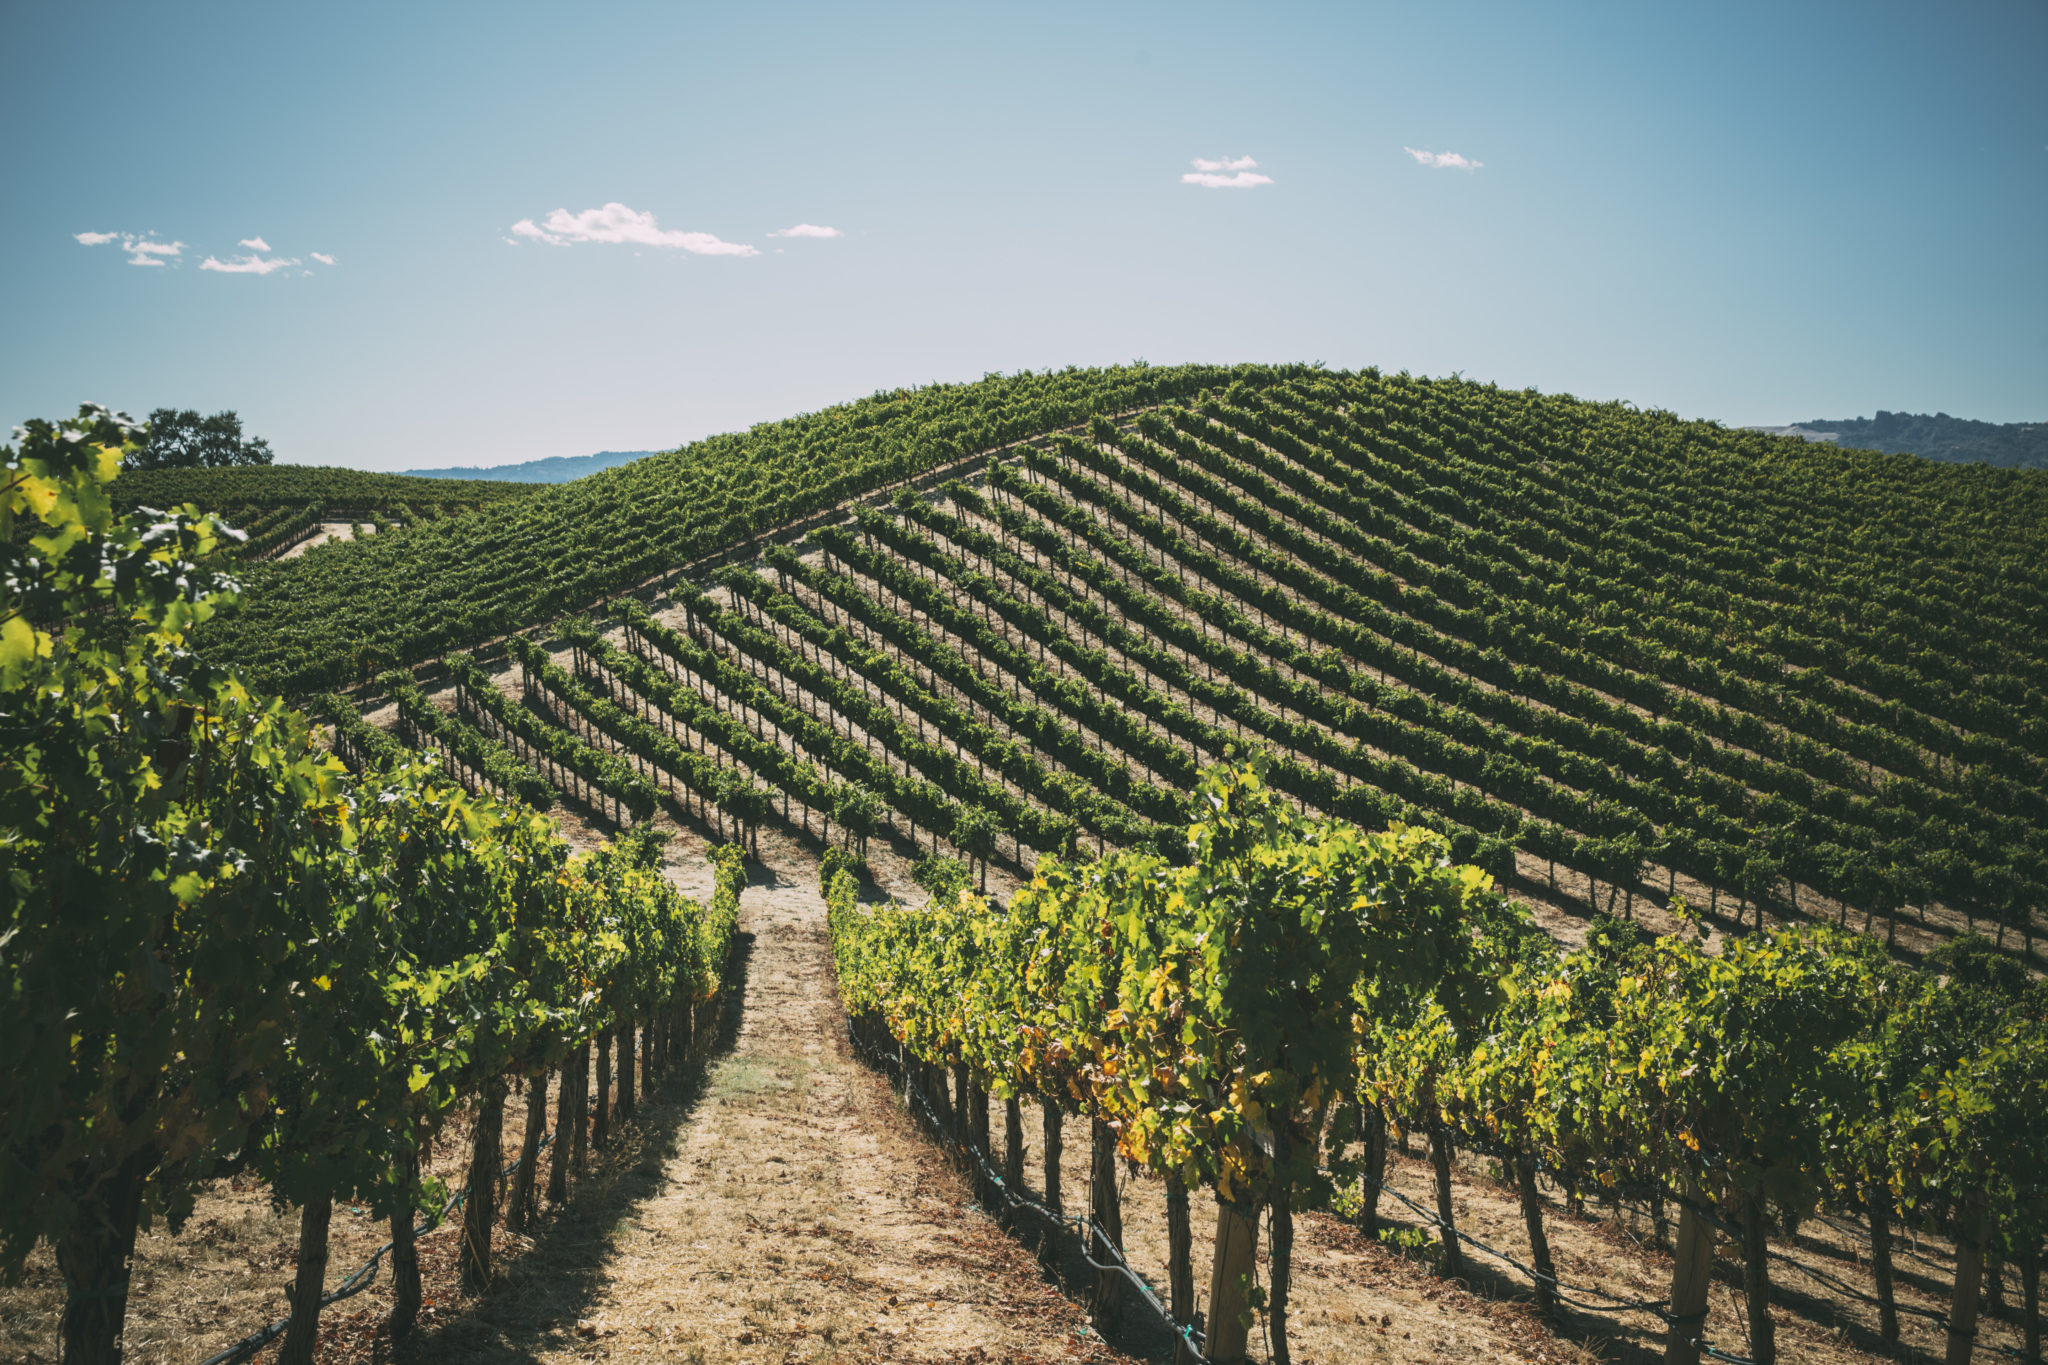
[1359, 1173, 1672, 1315]
[1771, 1250, 1948, 1325]
[1813, 1211, 1959, 1276]
[863, 1028, 1211, 1362]
[871, 1040, 2030, 1365]
[196, 1132, 552, 1365]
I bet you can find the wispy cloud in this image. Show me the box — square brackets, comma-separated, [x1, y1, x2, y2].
[76, 231, 186, 265]
[310, 252, 336, 266]
[768, 223, 842, 238]
[200, 251, 301, 275]
[125, 239, 184, 265]
[239, 236, 271, 252]
[510, 202, 758, 256]
[1182, 156, 1272, 189]
[1405, 147, 1483, 170]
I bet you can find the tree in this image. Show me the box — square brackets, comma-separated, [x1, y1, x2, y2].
[129, 407, 275, 469]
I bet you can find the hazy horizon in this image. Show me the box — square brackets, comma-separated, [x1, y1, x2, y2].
[5, 0, 2043, 471]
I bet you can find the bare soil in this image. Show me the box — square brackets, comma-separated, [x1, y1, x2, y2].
[279, 523, 373, 560]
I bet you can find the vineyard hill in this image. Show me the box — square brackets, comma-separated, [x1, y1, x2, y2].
[201, 363, 2046, 952]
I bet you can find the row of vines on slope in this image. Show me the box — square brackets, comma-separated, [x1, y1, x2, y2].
[203, 363, 1297, 692]
[830, 760, 2047, 1365]
[0, 410, 743, 1365]
[299, 364, 2042, 956]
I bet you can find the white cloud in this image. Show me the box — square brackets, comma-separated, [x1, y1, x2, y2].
[768, 223, 842, 238]
[200, 251, 301, 275]
[1190, 156, 1260, 173]
[510, 202, 758, 256]
[310, 252, 336, 265]
[77, 231, 185, 264]
[1405, 147, 1483, 170]
[239, 236, 271, 251]
[1182, 165, 1274, 189]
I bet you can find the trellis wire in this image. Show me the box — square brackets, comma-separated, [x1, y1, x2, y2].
[195, 1133, 551, 1365]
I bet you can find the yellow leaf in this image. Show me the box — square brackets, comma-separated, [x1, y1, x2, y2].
[0, 614, 48, 680]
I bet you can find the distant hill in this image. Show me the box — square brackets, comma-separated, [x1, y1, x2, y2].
[1780, 412, 2047, 470]
[397, 449, 657, 484]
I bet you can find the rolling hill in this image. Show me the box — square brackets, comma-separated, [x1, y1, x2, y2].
[22, 363, 2047, 1365]
[194, 362, 2048, 955]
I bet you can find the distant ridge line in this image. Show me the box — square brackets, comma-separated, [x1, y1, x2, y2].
[398, 449, 658, 484]
[1744, 411, 2046, 470]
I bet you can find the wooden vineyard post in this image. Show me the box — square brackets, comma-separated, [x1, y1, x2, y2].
[618, 1020, 636, 1118]
[548, 1064, 574, 1204]
[1514, 1154, 1556, 1313]
[2020, 1247, 2041, 1365]
[1947, 1199, 1988, 1365]
[508, 1070, 547, 1232]
[1166, 1172, 1196, 1363]
[1206, 1195, 1262, 1365]
[1041, 1099, 1065, 1264]
[1662, 1190, 1716, 1365]
[1004, 1096, 1025, 1194]
[1868, 1182, 1899, 1341]
[971, 1077, 993, 1203]
[276, 1194, 333, 1365]
[1088, 1119, 1125, 1328]
[1359, 1100, 1387, 1237]
[460, 1076, 506, 1296]
[1429, 1119, 1463, 1279]
[390, 1154, 422, 1339]
[1740, 1189, 1777, 1365]
[570, 1044, 590, 1176]
[952, 1060, 971, 1148]
[594, 1033, 612, 1150]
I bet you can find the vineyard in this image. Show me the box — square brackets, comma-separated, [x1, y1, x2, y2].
[325, 368, 2046, 956]
[112, 465, 542, 562]
[6, 366, 2047, 1365]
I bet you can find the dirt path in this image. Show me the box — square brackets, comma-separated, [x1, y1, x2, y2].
[414, 862, 1124, 1365]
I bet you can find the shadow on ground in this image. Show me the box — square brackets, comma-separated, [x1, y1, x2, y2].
[373, 929, 758, 1364]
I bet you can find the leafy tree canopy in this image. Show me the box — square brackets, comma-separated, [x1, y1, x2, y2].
[129, 406, 275, 470]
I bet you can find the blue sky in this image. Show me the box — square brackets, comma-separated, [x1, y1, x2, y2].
[3, 0, 2042, 470]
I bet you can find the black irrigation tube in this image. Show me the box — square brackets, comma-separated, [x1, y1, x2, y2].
[1813, 1210, 1961, 1276]
[196, 1133, 552, 1365]
[858, 1026, 1212, 1363]
[1362, 1175, 1673, 1315]
[1632, 1188, 2034, 1357]
[862, 1031, 2040, 1363]
[1391, 1122, 2029, 1357]
[1355, 1173, 1753, 1364]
